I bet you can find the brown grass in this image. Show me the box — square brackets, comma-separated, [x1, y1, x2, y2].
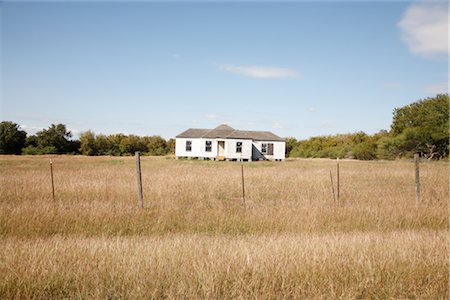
[0, 155, 448, 298]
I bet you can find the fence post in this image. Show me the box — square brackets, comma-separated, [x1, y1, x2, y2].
[329, 170, 336, 202]
[50, 159, 55, 201]
[414, 153, 421, 205]
[336, 157, 340, 202]
[135, 151, 143, 208]
[241, 163, 246, 206]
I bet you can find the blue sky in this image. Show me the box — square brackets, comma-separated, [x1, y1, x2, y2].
[1, 1, 448, 139]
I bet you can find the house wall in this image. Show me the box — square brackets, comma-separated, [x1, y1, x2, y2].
[175, 138, 217, 158]
[224, 139, 252, 160]
[252, 141, 286, 160]
[176, 138, 253, 159]
[176, 138, 285, 160]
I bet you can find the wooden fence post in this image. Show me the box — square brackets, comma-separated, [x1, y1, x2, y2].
[329, 170, 336, 202]
[414, 153, 421, 205]
[241, 163, 246, 206]
[135, 151, 143, 208]
[50, 159, 55, 201]
[336, 157, 340, 202]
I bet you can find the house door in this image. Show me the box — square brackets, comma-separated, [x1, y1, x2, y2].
[217, 141, 225, 157]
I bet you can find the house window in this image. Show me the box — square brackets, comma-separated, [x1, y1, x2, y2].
[261, 143, 267, 154]
[261, 143, 274, 155]
[186, 140, 192, 152]
[205, 140, 212, 152]
[236, 142, 242, 153]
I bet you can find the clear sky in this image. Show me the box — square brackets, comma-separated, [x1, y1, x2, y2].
[1, 1, 448, 139]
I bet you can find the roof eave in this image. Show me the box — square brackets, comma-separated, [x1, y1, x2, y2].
[253, 139, 285, 142]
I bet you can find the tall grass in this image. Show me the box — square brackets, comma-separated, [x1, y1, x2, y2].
[0, 156, 448, 298]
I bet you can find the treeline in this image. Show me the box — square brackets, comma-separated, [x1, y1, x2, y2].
[287, 94, 449, 160]
[1, 94, 448, 159]
[0, 123, 80, 155]
[78, 131, 174, 156]
[0, 123, 174, 156]
[286, 131, 386, 160]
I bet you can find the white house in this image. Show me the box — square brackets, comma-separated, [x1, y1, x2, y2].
[175, 124, 285, 161]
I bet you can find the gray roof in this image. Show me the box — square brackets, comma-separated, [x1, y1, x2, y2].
[176, 128, 211, 138]
[203, 124, 235, 138]
[176, 124, 285, 142]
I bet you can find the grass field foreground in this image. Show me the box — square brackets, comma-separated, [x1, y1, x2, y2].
[0, 156, 448, 298]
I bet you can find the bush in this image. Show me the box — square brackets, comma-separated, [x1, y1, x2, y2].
[353, 141, 377, 160]
[22, 145, 58, 155]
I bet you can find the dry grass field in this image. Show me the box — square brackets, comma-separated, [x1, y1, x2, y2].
[0, 155, 448, 299]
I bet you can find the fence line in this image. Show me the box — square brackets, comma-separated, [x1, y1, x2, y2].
[40, 157, 429, 209]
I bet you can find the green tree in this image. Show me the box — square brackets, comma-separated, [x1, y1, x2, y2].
[285, 137, 298, 157]
[352, 139, 377, 160]
[25, 135, 39, 147]
[0, 121, 27, 154]
[167, 138, 175, 154]
[35, 124, 74, 154]
[350, 131, 368, 144]
[391, 94, 449, 159]
[107, 134, 126, 156]
[79, 131, 97, 156]
[147, 136, 169, 155]
[95, 134, 110, 155]
[376, 136, 400, 160]
[119, 135, 146, 155]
